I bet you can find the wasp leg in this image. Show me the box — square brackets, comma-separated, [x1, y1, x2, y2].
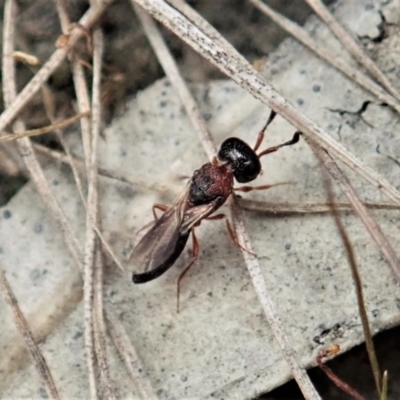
[253, 110, 277, 152]
[234, 181, 294, 193]
[257, 131, 301, 158]
[152, 203, 169, 220]
[206, 214, 255, 255]
[177, 230, 200, 313]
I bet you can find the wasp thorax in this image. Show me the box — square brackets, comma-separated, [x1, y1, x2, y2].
[217, 137, 261, 183]
[189, 163, 233, 206]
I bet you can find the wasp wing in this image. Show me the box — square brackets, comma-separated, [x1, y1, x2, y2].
[128, 183, 190, 281]
[129, 185, 224, 283]
[180, 197, 223, 234]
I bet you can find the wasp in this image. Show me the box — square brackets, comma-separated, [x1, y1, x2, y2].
[128, 111, 300, 310]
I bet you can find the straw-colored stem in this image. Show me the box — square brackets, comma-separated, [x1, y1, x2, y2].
[305, 0, 400, 103]
[132, 0, 400, 208]
[248, 0, 400, 115]
[317, 151, 382, 397]
[133, 4, 321, 398]
[0, 264, 60, 399]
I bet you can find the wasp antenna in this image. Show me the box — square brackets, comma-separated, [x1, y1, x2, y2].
[254, 110, 277, 152]
[266, 109, 277, 127]
[258, 131, 301, 158]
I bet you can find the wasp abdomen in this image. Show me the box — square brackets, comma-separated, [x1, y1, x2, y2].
[132, 232, 190, 283]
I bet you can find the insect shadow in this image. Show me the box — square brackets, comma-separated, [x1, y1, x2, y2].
[128, 110, 300, 311]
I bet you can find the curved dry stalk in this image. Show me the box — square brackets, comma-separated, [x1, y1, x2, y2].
[12, 51, 40, 66]
[3, 0, 84, 256]
[133, 3, 217, 159]
[72, 59, 92, 172]
[305, 135, 400, 285]
[105, 310, 159, 400]
[0, 270, 83, 391]
[33, 143, 181, 194]
[381, 371, 388, 400]
[3, 1, 117, 398]
[55, 0, 92, 171]
[0, 0, 114, 136]
[4, 0, 80, 393]
[41, 86, 88, 223]
[54, 0, 126, 279]
[320, 164, 382, 397]
[0, 142, 25, 177]
[317, 346, 366, 400]
[31, 144, 400, 216]
[86, 25, 116, 399]
[247, 0, 400, 115]
[93, 247, 115, 399]
[0, 110, 90, 142]
[60, 15, 125, 275]
[304, 0, 400, 104]
[131, 0, 400, 208]
[83, 229, 98, 400]
[0, 264, 60, 399]
[238, 198, 400, 214]
[166, 0, 250, 67]
[56, 0, 124, 277]
[3, 2, 151, 398]
[2, 0, 90, 267]
[31, 142, 126, 275]
[82, 28, 102, 400]
[133, 4, 321, 398]
[229, 196, 321, 398]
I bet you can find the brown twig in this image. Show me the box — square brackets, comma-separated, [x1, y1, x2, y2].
[133, 3, 217, 159]
[304, 0, 400, 104]
[33, 143, 181, 194]
[0, 110, 90, 142]
[304, 135, 400, 285]
[318, 151, 382, 397]
[317, 346, 366, 400]
[53, 0, 128, 278]
[230, 195, 321, 397]
[133, 4, 321, 398]
[238, 198, 400, 214]
[2, 0, 118, 398]
[33, 141, 400, 218]
[0, 0, 114, 136]
[132, 0, 400, 206]
[12, 50, 40, 66]
[40, 85, 88, 218]
[86, 23, 115, 399]
[93, 243, 115, 399]
[3, 0, 83, 275]
[247, 0, 400, 115]
[0, 264, 60, 399]
[105, 310, 160, 399]
[54, 0, 92, 192]
[381, 371, 388, 400]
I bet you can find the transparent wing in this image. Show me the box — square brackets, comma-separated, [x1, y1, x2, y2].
[128, 181, 224, 281]
[127, 183, 190, 275]
[180, 197, 223, 234]
[127, 208, 183, 275]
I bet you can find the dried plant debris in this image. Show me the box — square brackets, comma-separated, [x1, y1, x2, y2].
[1, 0, 400, 399]
[0, 0, 323, 206]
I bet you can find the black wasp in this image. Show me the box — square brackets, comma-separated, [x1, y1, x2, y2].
[128, 110, 300, 310]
